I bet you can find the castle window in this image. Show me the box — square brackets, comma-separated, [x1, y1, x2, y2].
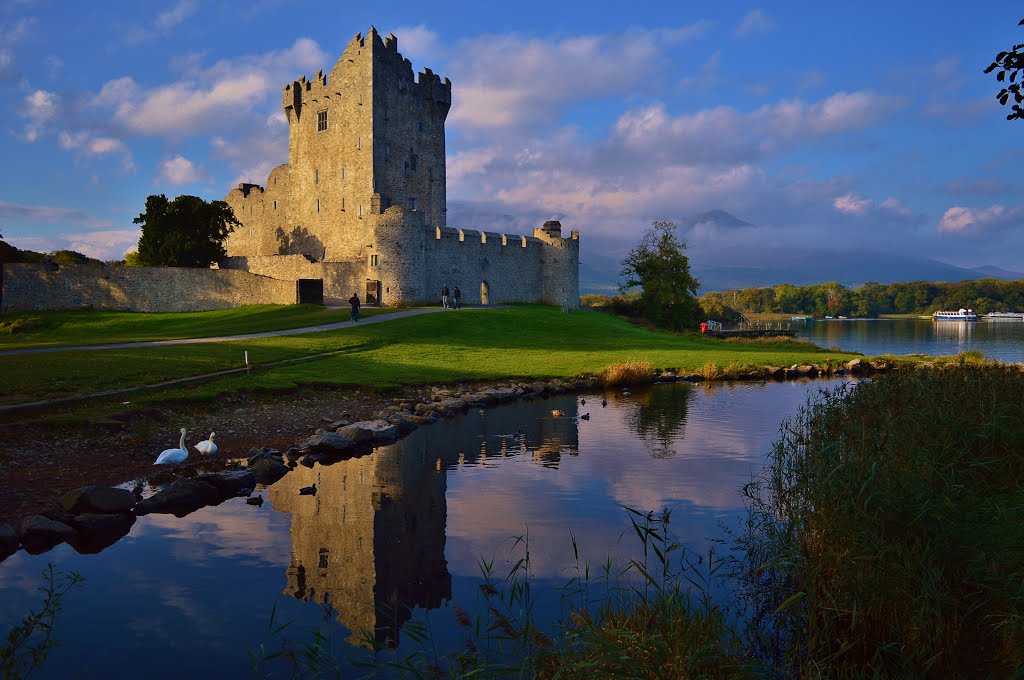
[383, 106, 389, 119]
[357, 137, 361, 150]
[273, 200, 277, 210]
[370, 254, 379, 267]
[428, 167, 433, 180]
[340, 196, 345, 211]
[403, 161, 409, 177]
[417, 120, 424, 133]
[384, 144, 390, 161]
[318, 548, 329, 569]
[358, 204, 364, 218]
[314, 168, 319, 184]
[317, 110, 328, 132]
[408, 197, 417, 210]
[340, 166, 346, 179]
[410, 152, 418, 172]
[316, 198, 320, 213]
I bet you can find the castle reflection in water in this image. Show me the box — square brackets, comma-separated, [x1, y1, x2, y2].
[268, 396, 581, 646]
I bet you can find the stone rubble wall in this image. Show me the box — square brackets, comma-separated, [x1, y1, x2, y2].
[1, 263, 298, 313]
[219, 255, 363, 301]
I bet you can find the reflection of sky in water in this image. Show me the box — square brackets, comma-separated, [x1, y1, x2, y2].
[796, 318, 1024, 362]
[0, 380, 845, 678]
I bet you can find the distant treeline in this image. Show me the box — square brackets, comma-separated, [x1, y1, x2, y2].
[699, 279, 1024, 318]
[1, 241, 105, 266]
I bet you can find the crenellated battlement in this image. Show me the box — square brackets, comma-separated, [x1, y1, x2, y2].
[228, 26, 578, 310]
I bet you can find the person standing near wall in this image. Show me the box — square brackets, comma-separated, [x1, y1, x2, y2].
[441, 284, 450, 309]
[349, 292, 360, 321]
[453, 285, 461, 309]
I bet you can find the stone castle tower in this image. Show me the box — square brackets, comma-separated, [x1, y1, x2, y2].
[222, 28, 579, 308]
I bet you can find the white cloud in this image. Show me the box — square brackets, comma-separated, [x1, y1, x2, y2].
[20, 89, 59, 141]
[388, 24, 441, 65]
[443, 31, 672, 132]
[833, 192, 871, 215]
[155, 0, 197, 31]
[89, 38, 327, 136]
[158, 155, 205, 185]
[734, 9, 775, 37]
[58, 130, 135, 170]
[937, 205, 1024, 235]
[6, 229, 139, 261]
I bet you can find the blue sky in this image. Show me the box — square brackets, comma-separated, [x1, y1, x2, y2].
[1, 0, 1022, 280]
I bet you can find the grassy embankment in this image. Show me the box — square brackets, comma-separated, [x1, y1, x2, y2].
[0, 305, 861, 411]
[342, 364, 1022, 678]
[0, 304, 400, 350]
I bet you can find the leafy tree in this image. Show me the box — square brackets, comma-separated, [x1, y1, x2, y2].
[619, 220, 701, 332]
[985, 19, 1024, 121]
[133, 194, 239, 267]
[123, 251, 142, 266]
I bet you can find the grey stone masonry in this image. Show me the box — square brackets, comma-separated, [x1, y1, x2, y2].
[221, 27, 579, 309]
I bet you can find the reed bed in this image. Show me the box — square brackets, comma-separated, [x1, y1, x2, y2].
[597, 360, 654, 386]
[739, 364, 1024, 678]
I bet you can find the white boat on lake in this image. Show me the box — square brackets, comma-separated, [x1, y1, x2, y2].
[933, 308, 978, 321]
[981, 311, 1024, 320]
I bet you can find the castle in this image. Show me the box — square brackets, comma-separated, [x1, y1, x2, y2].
[221, 28, 580, 308]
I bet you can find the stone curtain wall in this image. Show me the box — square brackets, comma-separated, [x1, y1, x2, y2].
[220, 255, 362, 300]
[423, 228, 545, 305]
[1, 263, 297, 313]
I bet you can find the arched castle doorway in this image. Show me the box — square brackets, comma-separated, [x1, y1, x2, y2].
[480, 281, 490, 306]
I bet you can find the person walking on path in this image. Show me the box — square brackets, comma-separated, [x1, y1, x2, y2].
[441, 284, 450, 309]
[348, 292, 361, 321]
[453, 285, 461, 309]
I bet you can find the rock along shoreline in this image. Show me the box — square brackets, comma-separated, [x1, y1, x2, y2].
[0, 357, 900, 562]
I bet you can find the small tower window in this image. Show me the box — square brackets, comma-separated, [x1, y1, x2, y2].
[316, 198, 320, 213]
[318, 548, 329, 569]
[384, 144, 390, 161]
[317, 110, 328, 132]
[341, 166, 346, 180]
[417, 120, 424, 133]
[428, 167, 433, 180]
[358, 204, 364, 218]
[273, 200, 277, 210]
[341, 196, 345, 211]
[370, 254, 379, 267]
[409, 197, 417, 210]
[383, 106, 389, 119]
[314, 168, 319, 184]
[357, 137, 361, 150]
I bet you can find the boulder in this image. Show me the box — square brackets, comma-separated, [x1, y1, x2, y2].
[134, 479, 219, 517]
[387, 413, 419, 435]
[796, 365, 818, 378]
[356, 419, 400, 444]
[335, 425, 373, 445]
[433, 399, 468, 417]
[66, 513, 136, 554]
[680, 374, 703, 382]
[19, 515, 78, 554]
[529, 381, 549, 395]
[298, 454, 319, 468]
[246, 495, 264, 506]
[767, 367, 786, 381]
[301, 431, 359, 454]
[846, 358, 866, 374]
[407, 414, 438, 426]
[196, 470, 257, 500]
[247, 447, 282, 465]
[0, 524, 19, 561]
[60, 485, 136, 514]
[249, 458, 290, 485]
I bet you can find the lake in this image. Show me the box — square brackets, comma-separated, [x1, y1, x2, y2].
[795, 318, 1024, 363]
[0, 379, 847, 678]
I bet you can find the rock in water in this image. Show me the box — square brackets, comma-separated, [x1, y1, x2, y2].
[0, 524, 19, 561]
[249, 458, 290, 485]
[19, 515, 78, 554]
[196, 470, 257, 500]
[246, 495, 264, 506]
[60, 485, 136, 514]
[133, 479, 219, 517]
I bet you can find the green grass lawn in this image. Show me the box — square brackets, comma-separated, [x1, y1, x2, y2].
[0, 306, 862, 409]
[0, 304, 403, 349]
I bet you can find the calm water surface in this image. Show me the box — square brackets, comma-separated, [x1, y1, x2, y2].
[0, 380, 848, 677]
[796, 318, 1024, 362]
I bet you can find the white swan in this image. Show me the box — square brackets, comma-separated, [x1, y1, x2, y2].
[154, 428, 188, 465]
[195, 432, 217, 456]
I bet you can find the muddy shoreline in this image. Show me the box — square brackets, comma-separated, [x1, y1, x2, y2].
[0, 359, 893, 530]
